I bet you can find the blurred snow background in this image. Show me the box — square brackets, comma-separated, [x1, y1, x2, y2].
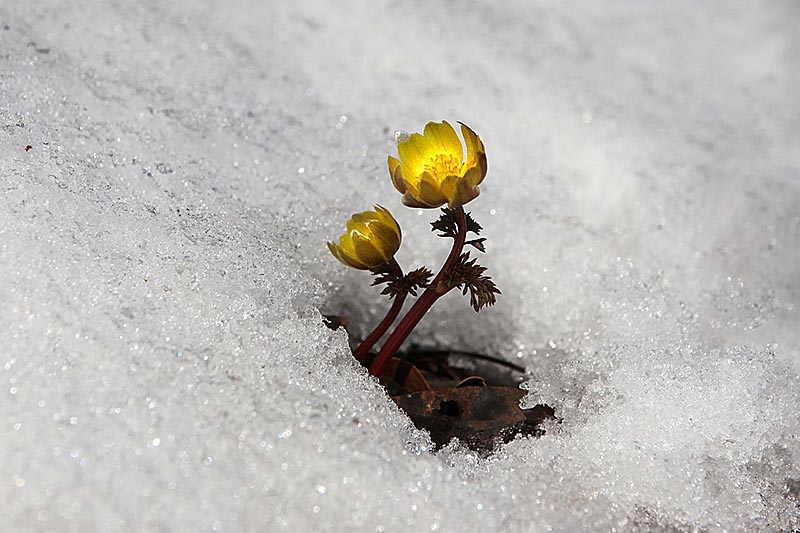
[2, 0, 799, 531]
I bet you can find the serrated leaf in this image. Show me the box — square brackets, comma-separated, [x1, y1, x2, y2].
[464, 212, 482, 235]
[465, 238, 487, 253]
[431, 208, 483, 238]
[430, 208, 458, 238]
[372, 266, 433, 299]
[444, 252, 501, 312]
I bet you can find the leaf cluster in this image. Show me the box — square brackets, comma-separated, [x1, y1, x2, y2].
[431, 208, 487, 252]
[444, 252, 501, 312]
[372, 266, 433, 299]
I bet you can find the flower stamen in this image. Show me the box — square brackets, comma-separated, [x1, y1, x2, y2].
[424, 153, 462, 178]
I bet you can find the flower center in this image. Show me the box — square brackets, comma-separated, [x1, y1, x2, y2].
[424, 153, 462, 179]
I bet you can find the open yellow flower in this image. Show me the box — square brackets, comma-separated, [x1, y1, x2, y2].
[327, 205, 402, 270]
[388, 120, 487, 209]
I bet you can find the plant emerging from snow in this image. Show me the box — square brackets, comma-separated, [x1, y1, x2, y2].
[328, 120, 499, 377]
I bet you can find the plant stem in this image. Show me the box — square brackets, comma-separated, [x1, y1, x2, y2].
[369, 206, 467, 377]
[352, 259, 406, 362]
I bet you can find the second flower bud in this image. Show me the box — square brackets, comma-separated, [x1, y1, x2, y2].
[327, 205, 402, 271]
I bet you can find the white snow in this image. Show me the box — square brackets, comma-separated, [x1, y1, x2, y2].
[2, 1, 799, 531]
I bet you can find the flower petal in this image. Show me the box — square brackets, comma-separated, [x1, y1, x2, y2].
[402, 191, 438, 208]
[367, 220, 400, 257]
[350, 232, 386, 268]
[388, 156, 407, 194]
[462, 166, 482, 187]
[460, 122, 487, 182]
[447, 177, 480, 208]
[439, 174, 459, 202]
[397, 132, 436, 176]
[326, 241, 340, 259]
[328, 241, 366, 269]
[423, 120, 463, 163]
[338, 232, 357, 257]
[346, 215, 370, 235]
[400, 166, 422, 198]
[475, 146, 487, 183]
[374, 205, 402, 241]
[418, 171, 448, 207]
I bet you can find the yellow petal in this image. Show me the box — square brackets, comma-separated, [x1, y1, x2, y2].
[374, 205, 402, 241]
[388, 156, 407, 194]
[388, 156, 401, 174]
[346, 216, 370, 235]
[327, 241, 339, 259]
[418, 171, 448, 207]
[350, 232, 386, 268]
[402, 191, 438, 208]
[367, 221, 400, 256]
[373, 204, 391, 222]
[397, 132, 435, 176]
[462, 166, 481, 187]
[447, 177, 480, 208]
[460, 123, 487, 183]
[400, 165, 421, 198]
[460, 123, 479, 166]
[475, 147, 487, 184]
[328, 241, 366, 269]
[439, 174, 459, 202]
[338, 233, 357, 257]
[423, 121, 463, 163]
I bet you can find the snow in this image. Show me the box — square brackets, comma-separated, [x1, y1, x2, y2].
[2, 0, 799, 531]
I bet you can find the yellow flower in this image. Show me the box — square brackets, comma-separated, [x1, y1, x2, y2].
[327, 205, 402, 270]
[388, 120, 487, 209]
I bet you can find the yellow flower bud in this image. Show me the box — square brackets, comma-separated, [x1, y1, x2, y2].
[327, 205, 402, 270]
[388, 120, 487, 209]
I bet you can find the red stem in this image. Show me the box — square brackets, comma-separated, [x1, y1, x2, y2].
[352, 259, 406, 362]
[369, 206, 467, 377]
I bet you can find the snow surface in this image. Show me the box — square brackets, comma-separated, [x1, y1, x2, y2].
[2, 0, 799, 531]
